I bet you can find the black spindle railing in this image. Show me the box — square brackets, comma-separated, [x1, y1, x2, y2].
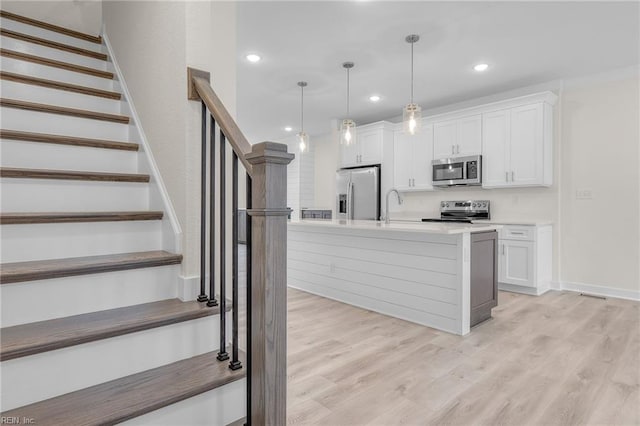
[197, 103, 208, 303]
[229, 151, 241, 370]
[217, 130, 229, 362]
[207, 114, 218, 308]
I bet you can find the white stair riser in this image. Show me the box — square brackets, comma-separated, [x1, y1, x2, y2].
[0, 56, 115, 91]
[0, 36, 108, 70]
[1, 80, 123, 114]
[124, 379, 246, 426]
[0, 107, 129, 140]
[0, 17, 105, 52]
[1, 221, 164, 262]
[1, 265, 180, 327]
[1, 180, 149, 212]
[0, 139, 139, 173]
[0, 314, 229, 410]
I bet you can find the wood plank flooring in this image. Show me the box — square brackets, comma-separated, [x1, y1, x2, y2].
[283, 287, 640, 425]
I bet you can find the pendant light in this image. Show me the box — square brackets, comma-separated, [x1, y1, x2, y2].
[340, 62, 356, 145]
[297, 81, 309, 153]
[403, 34, 422, 135]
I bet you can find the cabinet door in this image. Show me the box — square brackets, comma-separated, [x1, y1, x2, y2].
[482, 109, 511, 188]
[393, 130, 414, 191]
[340, 138, 359, 168]
[433, 120, 457, 159]
[456, 115, 482, 156]
[412, 124, 434, 190]
[359, 129, 383, 165]
[510, 103, 544, 186]
[499, 240, 535, 287]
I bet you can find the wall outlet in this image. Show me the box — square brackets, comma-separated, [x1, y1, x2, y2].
[576, 188, 593, 199]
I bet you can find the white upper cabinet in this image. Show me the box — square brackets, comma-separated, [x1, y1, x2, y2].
[339, 122, 386, 168]
[393, 124, 434, 191]
[432, 114, 481, 159]
[482, 101, 552, 188]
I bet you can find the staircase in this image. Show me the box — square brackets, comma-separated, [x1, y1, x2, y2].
[0, 11, 246, 424]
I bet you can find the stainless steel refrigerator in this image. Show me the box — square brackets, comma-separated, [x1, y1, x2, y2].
[336, 166, 380, 220]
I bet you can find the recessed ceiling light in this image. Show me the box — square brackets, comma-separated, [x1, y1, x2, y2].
[246, 54, 261, 63]
[474, 63, 489, 72]
[284, 126, 293, 132]
[369, 95, 381, 102]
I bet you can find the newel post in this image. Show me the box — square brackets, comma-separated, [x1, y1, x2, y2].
[245, 142, 294, 425]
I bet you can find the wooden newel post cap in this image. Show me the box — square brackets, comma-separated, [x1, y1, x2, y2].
[245, 142, 295, 166]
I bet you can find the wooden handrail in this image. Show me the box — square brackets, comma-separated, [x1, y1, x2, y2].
[188, 68, 253, 176]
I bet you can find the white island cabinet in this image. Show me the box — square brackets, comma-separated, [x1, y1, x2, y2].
[287, 220, 500, 335]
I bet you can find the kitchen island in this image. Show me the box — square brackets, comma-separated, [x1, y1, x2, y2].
[287, 219, 500, 335]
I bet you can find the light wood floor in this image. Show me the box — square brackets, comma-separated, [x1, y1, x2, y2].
[285, 288, 640, 425]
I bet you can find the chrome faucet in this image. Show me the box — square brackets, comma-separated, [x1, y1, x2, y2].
[384, 188, 403, 224]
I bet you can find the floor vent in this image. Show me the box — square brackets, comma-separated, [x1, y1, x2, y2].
[579, 293, 607, 300]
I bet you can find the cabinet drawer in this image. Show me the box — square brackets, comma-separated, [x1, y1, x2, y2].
[499, 226, 534, 241]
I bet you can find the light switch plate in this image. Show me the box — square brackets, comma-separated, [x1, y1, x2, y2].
[576, 188, 593, 199]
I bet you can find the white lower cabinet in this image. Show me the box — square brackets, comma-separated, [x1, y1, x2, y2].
[497, 224, 552, 295]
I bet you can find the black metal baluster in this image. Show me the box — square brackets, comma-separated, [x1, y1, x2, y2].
[197, 102, 208, 303]
[207, 115, 218, 307]
[217, 131, 229, 361]
[229, 151, 242, 370]
[245, 174, 252, 425]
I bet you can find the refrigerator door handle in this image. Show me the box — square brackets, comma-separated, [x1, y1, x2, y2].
[348, 181, 354, 219]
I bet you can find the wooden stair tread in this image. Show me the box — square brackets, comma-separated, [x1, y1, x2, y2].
[0, 28, 107, 61]
[0, 10, 103, 44]
[1, 250, 182, 284]
[0, 71, 121, 99]
[0, 129, 138, 151]
[0, 299, 226, 361]
[0, 98, 130, 123]
[1, 49, 113, 79]
[1, 350, 245, 424]
[0, 211, 163, 225]
[0, 167, 150, 182]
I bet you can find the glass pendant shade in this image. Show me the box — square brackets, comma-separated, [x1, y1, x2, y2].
[403, 103, 422, 135]
[297, 131, 309, 153]
[340, 118, 356, 145]
[403, 34, 421, 135]
[297, 81, 309, 154]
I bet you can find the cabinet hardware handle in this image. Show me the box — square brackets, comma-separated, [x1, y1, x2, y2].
[457, 144, 460, 154]
[511, 171, 514, 181]
[506, 172, 509, 182]
[409, 178, 411, 186]
[412, 178, 415, 186]
[502, 244, 505, 255]
[451, 145, 455, 155]
[511, 232, 525, 235]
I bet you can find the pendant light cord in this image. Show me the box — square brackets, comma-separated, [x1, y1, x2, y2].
[346, 67, 350, 116]
[300, 84, 304, 133]
[410, 40, 414, 104]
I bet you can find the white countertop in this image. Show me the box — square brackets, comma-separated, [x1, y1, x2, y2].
[288, 219, 500, 235]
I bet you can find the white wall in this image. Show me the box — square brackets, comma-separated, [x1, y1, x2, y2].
[313, 68, 640, 297]
[2, 0, 102, 36]
[559, 71, 639, 293]
[103, 1, 237, 281]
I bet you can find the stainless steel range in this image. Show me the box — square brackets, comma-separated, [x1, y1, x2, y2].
[422, 200, 490, 223]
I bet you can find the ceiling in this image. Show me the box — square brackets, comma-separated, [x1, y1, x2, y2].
[236, 1, 639, 144]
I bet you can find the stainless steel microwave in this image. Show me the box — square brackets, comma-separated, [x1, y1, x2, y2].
[432, 155, 482, 187]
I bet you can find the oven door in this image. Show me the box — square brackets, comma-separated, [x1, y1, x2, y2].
[432, 158, 465, 186]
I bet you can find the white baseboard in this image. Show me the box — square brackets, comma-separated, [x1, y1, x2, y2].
[560, 280, 640, 302]
[508, 280, 640, 301]
[498, 283, 549, 296]
[178, 275, 200, 301]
